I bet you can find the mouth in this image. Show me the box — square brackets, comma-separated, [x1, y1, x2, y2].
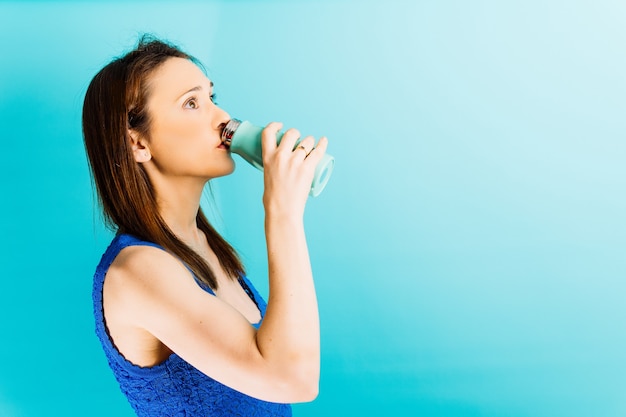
[217, 142, 229, 150]
[220, 118, 240, 149]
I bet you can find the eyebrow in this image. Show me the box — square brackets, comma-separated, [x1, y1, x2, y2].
[177, 81, 214, 101]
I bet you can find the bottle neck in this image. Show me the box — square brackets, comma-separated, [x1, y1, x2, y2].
[221, 118, 242, 147]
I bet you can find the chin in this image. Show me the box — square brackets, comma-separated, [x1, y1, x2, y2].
[210, 160, 236, 178]
[224, 158, 236, 175]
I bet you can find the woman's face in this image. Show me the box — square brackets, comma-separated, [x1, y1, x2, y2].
[141, 57, 234, 180]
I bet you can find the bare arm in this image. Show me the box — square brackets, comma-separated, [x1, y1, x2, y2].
[105, 123, 327, 403]
[255, 123, 328, 399]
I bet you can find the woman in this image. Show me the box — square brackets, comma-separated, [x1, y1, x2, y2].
[82, 36, 327, 416]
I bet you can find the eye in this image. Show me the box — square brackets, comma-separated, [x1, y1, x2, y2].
[210, 93, 218, 105]
[184, 97, 199, 109]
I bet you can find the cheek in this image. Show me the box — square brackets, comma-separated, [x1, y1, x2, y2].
[150, 121, 206, 154]
[155, 120, 198, 143]
[147, 112, 220, 171]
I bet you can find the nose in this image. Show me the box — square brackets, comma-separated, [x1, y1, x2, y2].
[213, 104, 232, 132]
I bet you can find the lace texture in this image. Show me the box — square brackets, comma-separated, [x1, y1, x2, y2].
[93, 234, 292, 417]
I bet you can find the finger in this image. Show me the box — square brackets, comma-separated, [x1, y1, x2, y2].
[293, 143, 309, 158]
[278, 128, 301, 153]
[294, 136, 316, 154]
[261, 122, 283, 154]
[303, 136, 329, 165]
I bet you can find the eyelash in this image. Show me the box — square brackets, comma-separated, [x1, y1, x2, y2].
[184, 97, 198, 109]
[184, 93, 218, 109]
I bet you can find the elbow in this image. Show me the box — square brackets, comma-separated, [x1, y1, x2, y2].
[293, 352, 320, 402]
[302, 382, 319, 402]
[258, 345, 320, 403]
[285, 372, 319, 403]
[277, 358, 320, 403]
[293, 374, 319, 402]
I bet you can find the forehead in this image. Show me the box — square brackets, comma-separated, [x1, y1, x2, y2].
[148, 57, 210, 98]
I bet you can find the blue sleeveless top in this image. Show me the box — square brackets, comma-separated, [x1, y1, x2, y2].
[92, 234, 292, 417]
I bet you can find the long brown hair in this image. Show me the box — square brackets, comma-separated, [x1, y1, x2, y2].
[82, 35, 244, 289]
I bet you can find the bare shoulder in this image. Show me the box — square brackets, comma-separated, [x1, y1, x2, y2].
[108, 244, 184, 285]
[104, 244, 197, 321]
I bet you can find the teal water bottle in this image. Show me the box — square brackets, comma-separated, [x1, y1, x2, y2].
[221, 119, 334, 197]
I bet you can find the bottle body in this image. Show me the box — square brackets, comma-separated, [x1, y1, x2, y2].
[221, 119, 334, 197]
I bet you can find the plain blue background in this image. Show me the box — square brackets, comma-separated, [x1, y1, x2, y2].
[1, 1, 625, 416]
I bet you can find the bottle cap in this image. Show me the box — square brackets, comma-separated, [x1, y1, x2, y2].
[221, 118, 242, 147]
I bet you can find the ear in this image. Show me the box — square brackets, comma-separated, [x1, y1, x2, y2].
[128, 129, 152, 163]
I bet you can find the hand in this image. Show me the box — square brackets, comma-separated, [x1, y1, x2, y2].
[261, 122, 328, 218]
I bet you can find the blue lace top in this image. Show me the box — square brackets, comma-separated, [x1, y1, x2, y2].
[93, 234, 292, 417]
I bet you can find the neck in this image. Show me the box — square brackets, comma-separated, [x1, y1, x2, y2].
[153, 177, 208, 246]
